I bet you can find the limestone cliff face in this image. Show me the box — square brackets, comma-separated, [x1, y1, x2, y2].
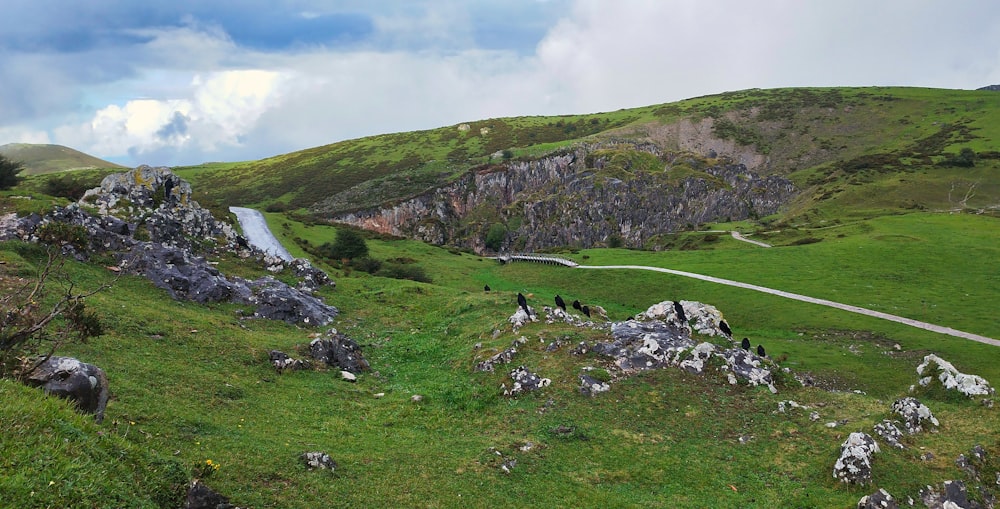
[327, 145, 797, 252]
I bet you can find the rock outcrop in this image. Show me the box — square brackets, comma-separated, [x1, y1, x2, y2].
[834, 432, 880, 485]
[0, 166, 338, 326]
[321, 144, 797, 252]
[309, 330, 369, 374]
[892, 397, 940, 434]
[916, 354, 994, 397]
[23, 356, 110, 423]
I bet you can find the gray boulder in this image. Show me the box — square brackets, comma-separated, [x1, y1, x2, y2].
[579, 374, 610, 396]
[502, 366, 550, 397]
[249, 277, 338, 326]
[857, 489, 898, 509]
[24, 356, 110, 423]
[833, 432, 880, 485]
[920, 480, 977, 509]
[891, 397, 939, 434]
[309, 330, 369, 373]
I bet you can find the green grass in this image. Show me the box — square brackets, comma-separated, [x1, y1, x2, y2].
[4, 205, 1000, 507]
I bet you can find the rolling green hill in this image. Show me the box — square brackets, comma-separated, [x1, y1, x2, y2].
[179, 87, 1000, 234]
[3, 86, 1000, 507]
[0, 143, 126, 175]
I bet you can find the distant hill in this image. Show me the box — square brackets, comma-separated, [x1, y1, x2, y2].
[978, 84, 1000, 91]
[180, 86, 1000, 251]
[0, 143, 126, 175]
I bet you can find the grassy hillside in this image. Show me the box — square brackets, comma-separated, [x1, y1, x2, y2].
[3, 199, 998, 507]
[177, 87, 1000, 228]
[0, 143, 126, 175]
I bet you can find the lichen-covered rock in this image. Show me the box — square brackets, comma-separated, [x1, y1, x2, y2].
[24, 356, 110, 423]
[269, 350, 309, 372]
[833, 432, 880, 485]
[81, 166, 241, 254]
[891, 397, 939, 434]
[955, 445, 989, 481]
[679, 342, 716, 374]
[718, 348, 776, 393]
[857, 489, 898, 509]
[638, 300, 729, 337]
[873, 419, 905, 449]
[919, 480, 974, 509]
[309, 330, 369, 374]
[249, 277, 338, 326]
[508, 306, 536, 330]
[598, 319, 694, 372]
[475, 337, 526, 372]
[917, 354, 994, 397]
[502, 366, 550, 397]
[301, 452, 337, 471]
[579, 374, 610, 396]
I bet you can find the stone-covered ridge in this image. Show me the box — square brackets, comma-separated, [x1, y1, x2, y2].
[321, 143, 797, 252]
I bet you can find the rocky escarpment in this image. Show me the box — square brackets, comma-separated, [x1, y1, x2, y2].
[1, 166, 338, 326]
[321, 143, 797, 252]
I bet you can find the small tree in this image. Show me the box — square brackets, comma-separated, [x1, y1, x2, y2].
[0, 155, 25, 190]
[319, 228, 369, 261]
[1, 248, 107, 379]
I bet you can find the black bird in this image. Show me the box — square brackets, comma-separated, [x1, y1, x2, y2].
[572, 300, 582, 311]
[163, 177, 174, 202]
[719, 320, 732, 337]
[582, 305, 591, 318]
[554, 294, 566, 312]
[517, 293, 530, 315]
[484, 284, 491, 292]
[757, 344, 766, 357]
[673, 301, 687, 323]
[741, 338, 751, 351]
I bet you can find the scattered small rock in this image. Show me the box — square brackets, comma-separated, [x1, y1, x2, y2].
[340, 371, 357, 382]
[185, 479, 236, 509]
[502, 366, 550, 397]
[269, 350, 308, 372]
[579, 374, 610, 396]
[920, 480, 973, 509]
[300, 452, 337, 471]
[873, 420, 905, 449]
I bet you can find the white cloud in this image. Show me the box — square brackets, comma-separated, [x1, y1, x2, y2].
[54, 69, 288, 164]
[0, 126, 51, 146]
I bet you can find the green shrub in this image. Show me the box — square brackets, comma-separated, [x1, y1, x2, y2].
[376, 262, 432, 283]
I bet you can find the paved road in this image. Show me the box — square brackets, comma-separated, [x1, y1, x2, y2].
[576, 264, 1000, 347]
[730, 231, 771, 247]
[229, 206, 293, 261]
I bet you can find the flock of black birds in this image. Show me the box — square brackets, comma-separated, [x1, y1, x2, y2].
[492, 289, 768, 357]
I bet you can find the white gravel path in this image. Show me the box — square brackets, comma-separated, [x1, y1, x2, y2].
[576, 264, 1000, 347]
[229, 206, 293, 261]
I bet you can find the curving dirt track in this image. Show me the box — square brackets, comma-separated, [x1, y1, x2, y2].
[576, 264, 1000, 347]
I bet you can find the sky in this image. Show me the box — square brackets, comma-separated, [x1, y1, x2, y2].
[1, 0, 999, 167]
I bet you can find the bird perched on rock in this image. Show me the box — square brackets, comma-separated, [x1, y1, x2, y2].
[673, 301, 687, 324]
[757, 344, 766, 357]
[484, 284, 491, 292]
[741, 338, 751, 351]
[572, 300, 582, 311]
[517, 293, 530, 316]
[719, 320, 732, 337]
[582, 305, 591, 318]
[554, 295, 566, 312]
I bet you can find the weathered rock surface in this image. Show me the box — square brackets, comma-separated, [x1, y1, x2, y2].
[475, 336, 526, 372]
[321, 144, 798, 252]
[579, 374, 610, 396]
[309, 330, 369, 374]
[502, 366, 550, 397]
[269, 350, 309, 372]
[892, 397, 940, 434]
[857, 489, 898, 509]
[301, 452, 337, 471]
[916, 354, 994, 397]
[920, 480, 977, 509]
[873, 419, 905, 449]
[24, 356, 110, 423]
[834, 432, 880, 485]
